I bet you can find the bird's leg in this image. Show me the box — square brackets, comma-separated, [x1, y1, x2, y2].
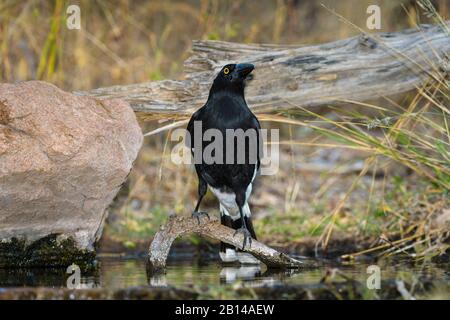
[192, 178, 210, 224]
[192, 195, 210, 224]
[233, 205, 252, 250]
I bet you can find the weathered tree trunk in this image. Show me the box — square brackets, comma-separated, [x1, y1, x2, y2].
[79, 24, 449, 118]
[147, 215, 317, 272]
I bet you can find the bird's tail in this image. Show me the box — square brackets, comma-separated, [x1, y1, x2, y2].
[219, 204, 259, 264]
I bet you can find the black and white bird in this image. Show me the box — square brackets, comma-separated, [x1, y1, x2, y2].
[187, 63, 261, 264]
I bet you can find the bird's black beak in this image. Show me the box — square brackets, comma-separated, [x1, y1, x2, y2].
[235, 63, 254, 79]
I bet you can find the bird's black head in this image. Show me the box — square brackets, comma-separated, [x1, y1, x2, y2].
[209, 63, 254, 97]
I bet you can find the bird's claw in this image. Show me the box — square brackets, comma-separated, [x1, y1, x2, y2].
[233, 227, 252, 250]
[192, 211, 210, 225]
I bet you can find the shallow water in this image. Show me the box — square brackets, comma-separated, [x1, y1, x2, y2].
[0, 255, 448, 290]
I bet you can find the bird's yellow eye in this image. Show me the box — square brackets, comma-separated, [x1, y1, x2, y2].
[223, 67, 230, 75]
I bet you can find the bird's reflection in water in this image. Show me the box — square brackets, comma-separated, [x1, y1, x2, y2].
[219, 265, 262, 284]
[149, 273, 167, 287]
[221, 265, 304, 286]
[147, 264, 301, 287]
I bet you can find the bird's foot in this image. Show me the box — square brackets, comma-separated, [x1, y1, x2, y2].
[192, 211, 210, 225]
[233, 227, 252, 250]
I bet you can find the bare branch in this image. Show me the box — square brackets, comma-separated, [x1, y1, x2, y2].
[147, 215, 317, 272]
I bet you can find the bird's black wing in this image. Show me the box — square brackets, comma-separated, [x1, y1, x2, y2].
[186, 106, 204, 155]
[225, 113, 261, 190]
[249, 114, 262, 173]
[186, 106, 219, 186]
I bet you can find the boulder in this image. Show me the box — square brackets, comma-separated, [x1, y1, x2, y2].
[0, 81, 143, 267]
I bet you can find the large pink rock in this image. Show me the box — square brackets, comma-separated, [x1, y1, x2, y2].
[0, 81, 142, 260]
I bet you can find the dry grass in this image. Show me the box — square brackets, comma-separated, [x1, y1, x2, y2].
[2, 0, 442, 89]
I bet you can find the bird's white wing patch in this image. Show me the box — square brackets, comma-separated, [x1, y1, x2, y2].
[251, 165, 258, 183]
[244, 165, 257, 202]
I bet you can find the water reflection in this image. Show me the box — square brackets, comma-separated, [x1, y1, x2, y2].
[0, 256, 448, 290]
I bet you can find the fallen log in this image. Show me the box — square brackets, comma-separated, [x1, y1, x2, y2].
[147, 215, 317, 272]
[80, 23, 449, 118]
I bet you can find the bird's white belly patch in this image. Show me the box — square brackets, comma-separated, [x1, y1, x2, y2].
[209, 185, 252, 220]
[210, 187, 237, 211]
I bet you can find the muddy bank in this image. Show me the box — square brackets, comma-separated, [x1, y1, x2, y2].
[0, 279, 446, 300]
[0, 286, 196, 300]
